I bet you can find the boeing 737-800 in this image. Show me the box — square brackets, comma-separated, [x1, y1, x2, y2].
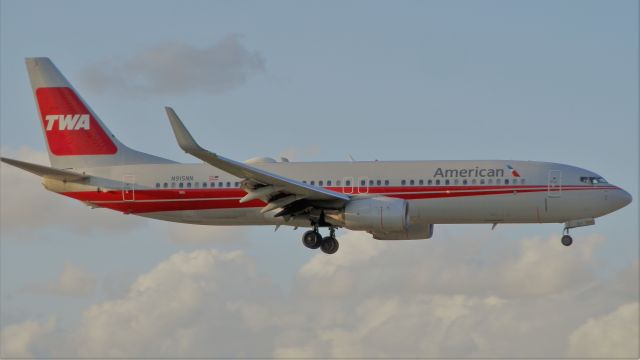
[0, 58, 632, 254]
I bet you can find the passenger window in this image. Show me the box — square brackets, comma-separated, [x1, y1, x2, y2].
[369, 180, 374, 186]
[409, 180, 415, 185]
[171, 182, 176, 188]
[401, 180, 406, 185]
[384, 180, 389, 186]
[187, 182, 192, 188]
[488, 179, 493, 185]
[346, 180, 351, 186]
[226, 182, 231, 187]
[376, 180, 380, 186]
[163, 182, 168, 188]
[235, 182, 240, 187]
[195, 182, 199, 188]
[419, 179, 424, 185]
[496, 179, 501, 185]
[480, 179, 485, 185]
[463, 179, 468, 185]
[471, 179, 477, 185]
[155, 183, 160, 188]
[361, 179, 366, 186]
[310, 181, 315, 185]
[520, 179, 525, 184]
[319, 180, 324, 186]
[435, 179, 441, 185]
[202, 182, 207, 188]
[179, 183, 184, 188]
[428, 179, 433, 185]
[454, 179, 459, 185]
[504, 179, 509, 185]
[445, 179, 450, 185]
[218, 182, 223, 187]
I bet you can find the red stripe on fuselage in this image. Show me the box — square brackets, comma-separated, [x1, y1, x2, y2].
[60, 185, 617, 214]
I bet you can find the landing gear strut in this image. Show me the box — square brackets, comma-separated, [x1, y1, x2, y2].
[561, 227, 573, 246]
[321, 227, 339, 255]
[560, 218, 595, 247]
[301, 225, 340, 254]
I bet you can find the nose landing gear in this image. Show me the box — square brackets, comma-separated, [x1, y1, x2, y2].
[301, 225, 340, 254]
[560, 218, 595, 247]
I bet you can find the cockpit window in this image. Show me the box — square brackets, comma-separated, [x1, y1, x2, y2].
[580, 176, 607, 184]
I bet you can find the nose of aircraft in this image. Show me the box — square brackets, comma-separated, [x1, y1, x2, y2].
[613, 188, 632, 210]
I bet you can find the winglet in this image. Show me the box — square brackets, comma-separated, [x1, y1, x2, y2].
[165, 107, 210, 155]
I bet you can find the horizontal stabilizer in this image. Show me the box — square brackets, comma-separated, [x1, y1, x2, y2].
[1, 157, 88, 182]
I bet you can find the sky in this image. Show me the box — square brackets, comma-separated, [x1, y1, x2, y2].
[0, 0, 638, 358]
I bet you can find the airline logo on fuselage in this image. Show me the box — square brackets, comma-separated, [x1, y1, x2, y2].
[433, 165, 522, 178]
[45, 114, 91, 131]
[434, 167, 505, 178]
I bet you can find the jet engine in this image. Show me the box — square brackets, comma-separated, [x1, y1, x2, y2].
[332, 196, 434, 240]
[342, 197, 408, 233]
[370, 223, 434, 240]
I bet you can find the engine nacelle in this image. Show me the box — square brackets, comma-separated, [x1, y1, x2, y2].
[342, 197, 408, 233]
[371, 223, 434, 240]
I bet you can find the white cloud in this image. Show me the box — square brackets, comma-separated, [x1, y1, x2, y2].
[299, 230, 387, 278]
[280, 232, 635, 358]
[0, 147, 146, 239]
[298, 232, 603, 298]
[81, 34, 265, 95]
[567, 302, 639, 358]
[71, 250, 280, 358]
[0, 318, 55, 358]
[1, 231, 636, 358]
[28, 263, 96, 297]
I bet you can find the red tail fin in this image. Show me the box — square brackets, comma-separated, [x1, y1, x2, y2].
[36, 87, 117, 155]
[26, 57, 173, 168]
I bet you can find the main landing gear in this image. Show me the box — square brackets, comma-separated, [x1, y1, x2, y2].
[302, 225, 339, 254]
[561, 230, 573, 247]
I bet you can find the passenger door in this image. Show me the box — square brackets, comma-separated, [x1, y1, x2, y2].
[547, 170, 562, 197]
[122, 175, 135, 201]
[358, 177, 369, 194]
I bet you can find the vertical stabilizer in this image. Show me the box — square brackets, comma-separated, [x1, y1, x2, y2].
[25, 57, 172, 168]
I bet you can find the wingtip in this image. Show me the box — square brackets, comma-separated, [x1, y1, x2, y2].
[165, 107, 203, 154]
[0, 156, 16, 164]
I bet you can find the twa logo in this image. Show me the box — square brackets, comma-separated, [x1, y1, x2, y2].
[45, 114, 91, 131]
[36, 87, 117, 155]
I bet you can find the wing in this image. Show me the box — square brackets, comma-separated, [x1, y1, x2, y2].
[1, 157, 88, 182]
[165, 107, 350, 217]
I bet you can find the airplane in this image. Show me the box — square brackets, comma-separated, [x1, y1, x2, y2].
[0, 58, 632, 254]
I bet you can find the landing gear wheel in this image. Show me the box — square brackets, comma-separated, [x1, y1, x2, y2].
[561, 234, 573, 246]
[321, 236, 339, 254]
[302, 230, 322, 249]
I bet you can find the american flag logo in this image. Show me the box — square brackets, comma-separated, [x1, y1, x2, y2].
[506, 165, 521, 177]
